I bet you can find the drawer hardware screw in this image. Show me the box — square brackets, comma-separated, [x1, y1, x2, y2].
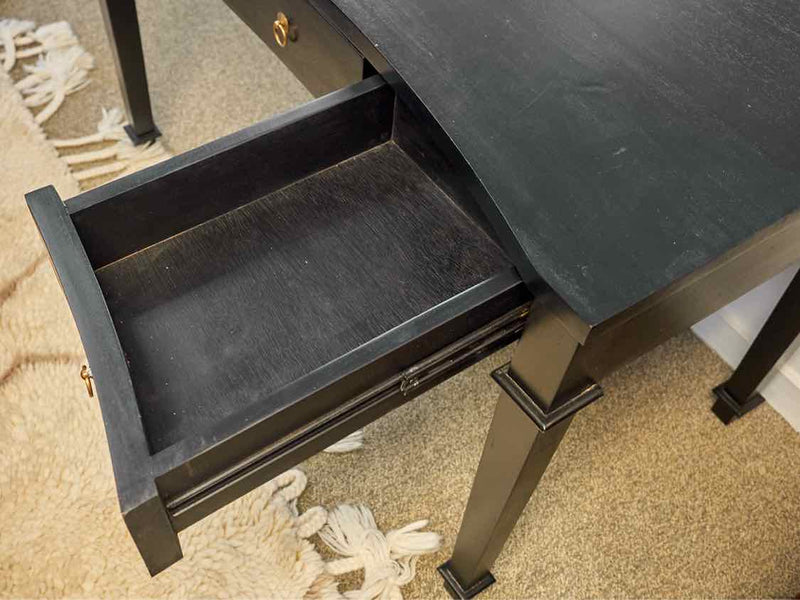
[400, 369, 420, 395]
[273, 12, 290, 48]
[80, 365, 94, 398]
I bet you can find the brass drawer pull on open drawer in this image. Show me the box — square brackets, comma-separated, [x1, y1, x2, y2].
[80, 365, 94, 398]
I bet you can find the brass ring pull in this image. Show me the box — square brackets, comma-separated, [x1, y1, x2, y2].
[80, 365, 94, 398]
[273, 12, 289, 48]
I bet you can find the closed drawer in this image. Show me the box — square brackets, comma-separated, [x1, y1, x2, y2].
[223, 0, 365, 96]
[27, 75, 530, 576]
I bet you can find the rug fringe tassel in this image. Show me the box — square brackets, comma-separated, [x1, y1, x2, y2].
[0, 18, 35, 72]
[264, 470, 329, 539]
[52, 106, 127, 147]
[15, 45, 94, 123]
[68, 138, 171, 181]
[320, 504, 441, 600]
[0, 22, 78, 61]
[1, 21, 152, 185]
[323, 430, 364, 454]
[52, 106, 171, 182]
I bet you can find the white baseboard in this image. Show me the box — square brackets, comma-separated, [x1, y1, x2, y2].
[693, 314, 800, 432]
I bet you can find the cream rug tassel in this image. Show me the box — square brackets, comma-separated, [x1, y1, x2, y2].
[0, 18, 35, 72]
[52, 106, 128, 146]
[320, 505, 441, 600]
[7, 22, 79, 59]
[52, 107, 171, 181]
[15, 45, 94, 123]
[324, 430, 364, 453]
[62, 137, 171, 181]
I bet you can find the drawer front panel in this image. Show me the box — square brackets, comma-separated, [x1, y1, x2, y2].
[223, 0, 365, 96]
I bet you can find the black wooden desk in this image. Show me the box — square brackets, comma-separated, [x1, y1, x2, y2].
[28, 0, 800, 597]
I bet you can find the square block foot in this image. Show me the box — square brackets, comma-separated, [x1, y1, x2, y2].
[712, 384, 765, 425]
[438, 561, 496, 599]
[124, 124, 161, 145]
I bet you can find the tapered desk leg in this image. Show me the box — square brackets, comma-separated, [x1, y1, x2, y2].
[712, 268, 800, 424]
[439, 302, 603, 598]
[438, 396, 574, 598]
[98, 0, 160, 144]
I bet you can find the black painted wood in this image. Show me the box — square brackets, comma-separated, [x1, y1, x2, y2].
[25, 187, 181, 575]
[725, 268, 800, 401]
[712, 267, 800, 423]
[68, 76, 392, 269]
[222, 0, 365, 96]
[150, 268, 527, 507]
[98, 0, 159, 143]
[328, 0, 800, 326]
[392, 98, 498, 245]
[35, 0, 800, 584]
[159, 288, 529, 529]
[29, 74, 532, 574]
[95, 143, 511, 452]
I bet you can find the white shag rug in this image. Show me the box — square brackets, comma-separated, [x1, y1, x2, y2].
[0, 19, 439, 599]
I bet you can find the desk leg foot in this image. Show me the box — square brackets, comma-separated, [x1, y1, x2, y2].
[438, 561, 495, 599]
[711, 268, 800, 424]
[712, 384, 765, 425]
[99, 0, 159, 146]
[124, 124, 161, 145]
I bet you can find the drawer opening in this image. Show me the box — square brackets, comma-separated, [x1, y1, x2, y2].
[27, 73, 530, 572]
[95, 140, 515, 453]
[35, 75, 527, 462]
[25, 19, 531, 573]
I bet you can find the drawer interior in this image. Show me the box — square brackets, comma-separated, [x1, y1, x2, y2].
[95, 143, 510, 452]
[57, 76, 526, 457]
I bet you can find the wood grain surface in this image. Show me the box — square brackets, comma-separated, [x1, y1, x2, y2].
[96, 143, 509, 452]
[70, 77, 393, 269]
[329, 0, 800, 325]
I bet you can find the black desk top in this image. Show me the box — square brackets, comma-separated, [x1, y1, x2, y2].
[331, 0, 800, 326]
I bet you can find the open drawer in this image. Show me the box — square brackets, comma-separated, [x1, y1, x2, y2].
[27, 75, 531, 575]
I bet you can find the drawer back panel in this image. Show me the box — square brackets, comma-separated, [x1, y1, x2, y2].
[67, 77, 393, 270]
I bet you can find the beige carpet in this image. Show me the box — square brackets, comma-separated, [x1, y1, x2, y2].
[2, 1, 800, 597]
